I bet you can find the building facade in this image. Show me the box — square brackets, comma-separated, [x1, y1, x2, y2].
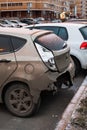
[0, 0, 60, 19]
[0, 0, 70, 19]
[0, 0, 79, 19]
[81, 0, 87, 18]
[71, 0, 87, 19]
[75, 0, 82, 18]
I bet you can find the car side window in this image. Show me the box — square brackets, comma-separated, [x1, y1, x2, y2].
[34, 26, 59, 35]
[0, 35, 27, 54]
[0, 35, 13, 54]
[32, 26, 68, 41]
[79, 26, 87, 40]
[58, 27, 68, 41]
[29, 26, 68, 41]
[11, 36, 26, 52]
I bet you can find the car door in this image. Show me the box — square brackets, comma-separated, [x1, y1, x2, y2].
[0, 35, 17, 86]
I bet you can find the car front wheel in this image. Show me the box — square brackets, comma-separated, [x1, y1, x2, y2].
[4, 83, 40, 117]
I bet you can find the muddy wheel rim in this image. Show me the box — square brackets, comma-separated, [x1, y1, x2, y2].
[8, 88, 33, 113]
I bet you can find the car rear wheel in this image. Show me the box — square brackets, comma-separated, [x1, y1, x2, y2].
[71, 56, 81, 76]
[4, 83, 40, 117]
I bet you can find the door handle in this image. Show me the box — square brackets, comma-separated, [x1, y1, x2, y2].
[0, 59, 11, 63]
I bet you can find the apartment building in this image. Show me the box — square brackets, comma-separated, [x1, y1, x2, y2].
[81, 0, 87, 18]
[74, 0, 82, 18]
[0, 0, 58, 19]
[0, 0, 74, 19]
[71, 0, 87, 18]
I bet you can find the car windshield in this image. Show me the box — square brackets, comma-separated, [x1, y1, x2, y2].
[79, 26, 87, 40]
[34, 33, 66, 51]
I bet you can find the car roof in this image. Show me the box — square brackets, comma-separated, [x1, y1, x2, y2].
[0, 27, 51, 36]
[26, 22, 87, 28]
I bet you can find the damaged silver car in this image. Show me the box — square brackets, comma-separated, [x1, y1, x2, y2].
[0, 27, 75, 117]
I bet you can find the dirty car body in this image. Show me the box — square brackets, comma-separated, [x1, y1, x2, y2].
[0, 27, 75, 117]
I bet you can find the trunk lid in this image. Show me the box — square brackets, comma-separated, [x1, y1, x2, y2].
[53, 46, 70, 72]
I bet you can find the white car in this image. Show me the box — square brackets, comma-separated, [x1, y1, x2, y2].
[10, 19, 28, 27]
[0, 19, 18, 27]
[23, 22, 87, 75]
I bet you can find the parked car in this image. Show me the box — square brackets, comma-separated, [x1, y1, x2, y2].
[23, 22, 87, 75]
[66, 18, 87, 23]
[10, 19, 28, 27]
[51, 19, 62, 23]
[0, 27, 74, 117]
[34, 17, 45, 23]
[20, 18, 37, 25]
[0, 19, 18, 27]
[0, 23, 7, 27]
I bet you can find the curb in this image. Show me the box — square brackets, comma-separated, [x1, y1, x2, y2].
[55, 76, 87, 130]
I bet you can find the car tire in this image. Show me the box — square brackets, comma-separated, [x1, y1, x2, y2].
[4, 83, 41, 117]
[71, 56, 81, 76]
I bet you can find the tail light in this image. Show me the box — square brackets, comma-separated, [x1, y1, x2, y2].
[35, 42, 57, 71]
[80, 42, 87, 49]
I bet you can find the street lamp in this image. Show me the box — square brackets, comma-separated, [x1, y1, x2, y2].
[27, 2, 32, 17]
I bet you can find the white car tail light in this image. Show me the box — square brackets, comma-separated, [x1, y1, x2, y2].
[80, 42, 87, 49]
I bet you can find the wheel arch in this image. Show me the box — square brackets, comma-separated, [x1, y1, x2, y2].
[70, 55, 81, 75]
[2, 81, 41, 117]
[2, 81, 30, 103]
[2, 80, 41, 104]
[71, 55, 81, 68]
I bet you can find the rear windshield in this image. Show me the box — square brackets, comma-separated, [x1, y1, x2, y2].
[34, 33, 66, 51]
[79, 26, 87, 40]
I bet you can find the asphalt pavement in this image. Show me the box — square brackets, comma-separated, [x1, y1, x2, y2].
[0, 70, 86, 130]
[55, 75, 87, 130]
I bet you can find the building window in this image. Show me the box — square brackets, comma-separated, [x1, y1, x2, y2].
[1, 2, 23, 7]
[44, 3, 48, 8]
[1, 3, 7, 7]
